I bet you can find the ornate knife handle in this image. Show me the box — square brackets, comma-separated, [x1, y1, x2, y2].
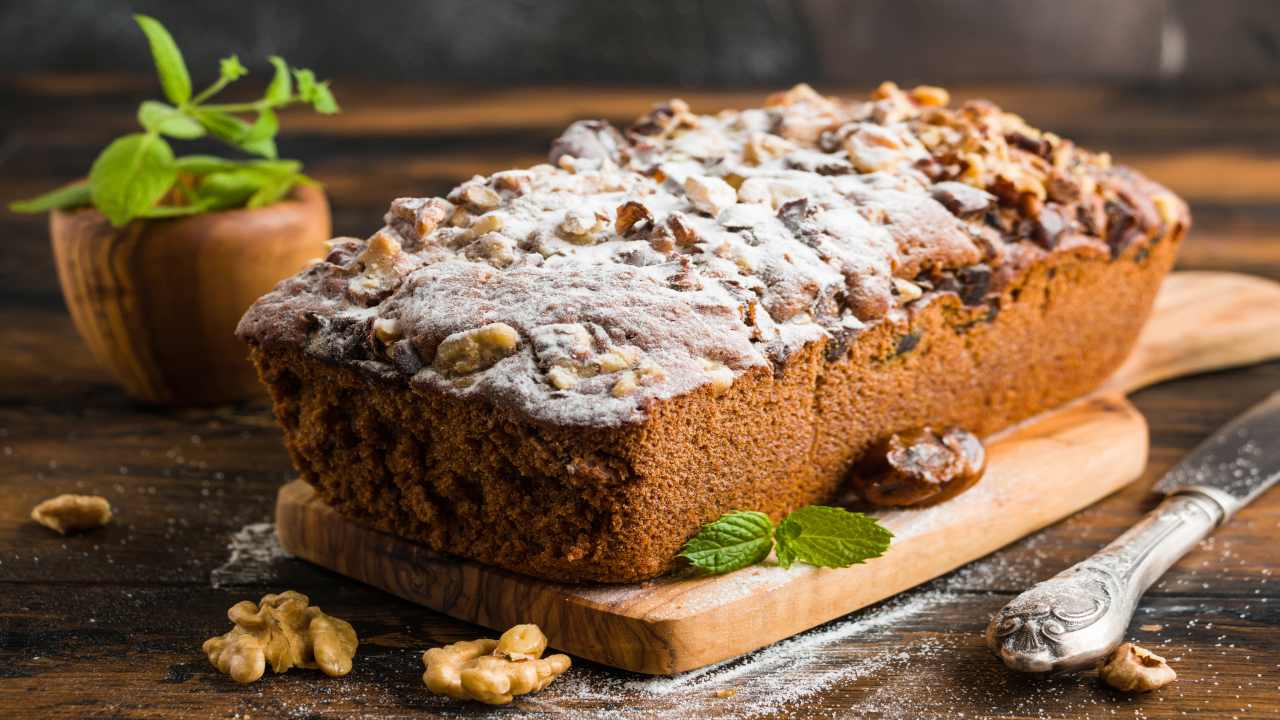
[986, 492, 1223, 672]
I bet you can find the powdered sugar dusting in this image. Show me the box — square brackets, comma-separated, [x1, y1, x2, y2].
[210, 522, 291, 589]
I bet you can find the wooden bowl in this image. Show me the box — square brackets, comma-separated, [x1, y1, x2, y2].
[50, 184, 331, 405]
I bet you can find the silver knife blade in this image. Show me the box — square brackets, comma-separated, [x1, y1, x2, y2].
[1155, 389, 1280, 518]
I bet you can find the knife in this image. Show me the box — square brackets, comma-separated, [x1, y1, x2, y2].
[987, 390, 1280, 673]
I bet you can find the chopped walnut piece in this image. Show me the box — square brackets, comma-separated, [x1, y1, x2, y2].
[892, 278, 924, 303]
[667, 213, 700, 246]
[742, 131, 793, 166]
[615, 201, 654, 235]
[1097, 643, 1177, 693]
[422, 624, 571, 705]
[700, 358, 735, 396]
[909, 85, 950, 107]
[202, 591, 357, 684]
[433, 323, 521, 377]
[559, 208, 607, 241]
[30, 494, 112, 534]
[852, 426, 987, 507]
[684, 175, 737, 217]
[348, 230, 416, 305]
[450, 182, 501, 212]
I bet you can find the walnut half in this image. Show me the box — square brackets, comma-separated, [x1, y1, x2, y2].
[851, 426, 987, 507]
[1097, 643, 1177, 693]
[203, 591, 357, 684]
[30, 494, 112, 534]
[422, 623, 571, 705]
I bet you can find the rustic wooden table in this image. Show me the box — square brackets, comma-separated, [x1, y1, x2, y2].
[1, 78, 1278, 719]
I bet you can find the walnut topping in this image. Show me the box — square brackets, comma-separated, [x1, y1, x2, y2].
[464, 233, 516, 268]
[433, 323, 521, 377]
[559, 208, 607, 240]
[699, 358, 735, 396]
[892, 278, 924, 303]
[667, 212, 700, 246]
[202, 591, 357, 684]
[684, 175, 737, 217]
[30, 494, 112, 534]
[615, 201, 653, 235]
[422, 624, 571, 705]
[852, 426, 987, 507]
[742, 131, 793, 166]
[844, 124, 928, 173]
[348, 230, 416, 305]
[1097, 643, 1177, 693]
[450, 181, 501, 212]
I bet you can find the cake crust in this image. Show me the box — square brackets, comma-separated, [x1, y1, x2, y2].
[240, 84, 1188, 582]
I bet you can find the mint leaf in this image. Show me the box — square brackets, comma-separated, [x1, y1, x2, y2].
[679, 511, 775, 575]
[135, 203, 207, 219]
[265, 56, 292, 103]
[774, 506, 892, 569]
[196, 169, 268, 210]
[134, 15, 191, 105]
[9, 182, 92, 213]
[309, 81, 339, 114]
[219, 54, 248, 82]
[193, 108, 250, 143]
[174, 154, 240, 174]
[88, 132, 177, 226]
[245, 107, 279, 143]
[137, 101, 205, 139]
[293, 68, 316, 101]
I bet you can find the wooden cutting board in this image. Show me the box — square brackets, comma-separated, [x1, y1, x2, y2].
[275, 271, 1280, 675]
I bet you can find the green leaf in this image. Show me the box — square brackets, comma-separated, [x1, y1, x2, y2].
[240, 136, 278, 159]
[678, 511, 775, 575]
[175, 154, 240, 174]
[135, 202, 208, 219]
[247, 173, 298, 208]
[88, 132, 177, 226]
[9, 182, 92, 213]
[774, 506, 892, 570]
[219, 54, 248, 82]
[193, 108, 250, 143]
[309, 81, 339, 114]
[244, 107, 278, 142]
[195, 169, 266, 210]
[265, 56, 292, 103]
[293, 68, 316, 101]
[137, 100, 205, 139]
[134, 15, 191, 105]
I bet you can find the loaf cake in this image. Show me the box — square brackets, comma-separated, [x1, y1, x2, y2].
[238, 83, 1188, 583]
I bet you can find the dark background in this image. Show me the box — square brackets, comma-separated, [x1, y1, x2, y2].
[2, 0, 1278, 88]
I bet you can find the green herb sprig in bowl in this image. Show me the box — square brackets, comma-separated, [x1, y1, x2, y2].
[679, 506, 893, 575]
[10, 14, 339, 226]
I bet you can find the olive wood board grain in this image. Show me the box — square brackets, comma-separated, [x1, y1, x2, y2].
[275, 271, 1280, 675]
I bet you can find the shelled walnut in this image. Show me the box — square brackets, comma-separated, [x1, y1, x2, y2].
[30, 494, 112, 534]
[422, 624, 571, 705]
[851, 426, 987, 507]
[1097, 643, 1177, 692]
[202, 591, 357, 684]
[433, 322, 520, 377]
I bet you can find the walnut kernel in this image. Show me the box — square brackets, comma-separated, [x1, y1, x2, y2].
[30, 494, 112, 534]
[422, 624, 571, 705]
[433, 323, 521, 377]
[684, 175, 737, 217]
[202, 591, 357, 684]
[1097, 643, 1177, 693]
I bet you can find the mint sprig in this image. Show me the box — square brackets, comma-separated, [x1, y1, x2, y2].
[680, 505, 893, 575]
[9, 14, 339, 226]
[677, 511, 775, 575]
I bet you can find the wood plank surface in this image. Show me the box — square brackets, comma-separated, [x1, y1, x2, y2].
[2, 78, 1280, 718]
